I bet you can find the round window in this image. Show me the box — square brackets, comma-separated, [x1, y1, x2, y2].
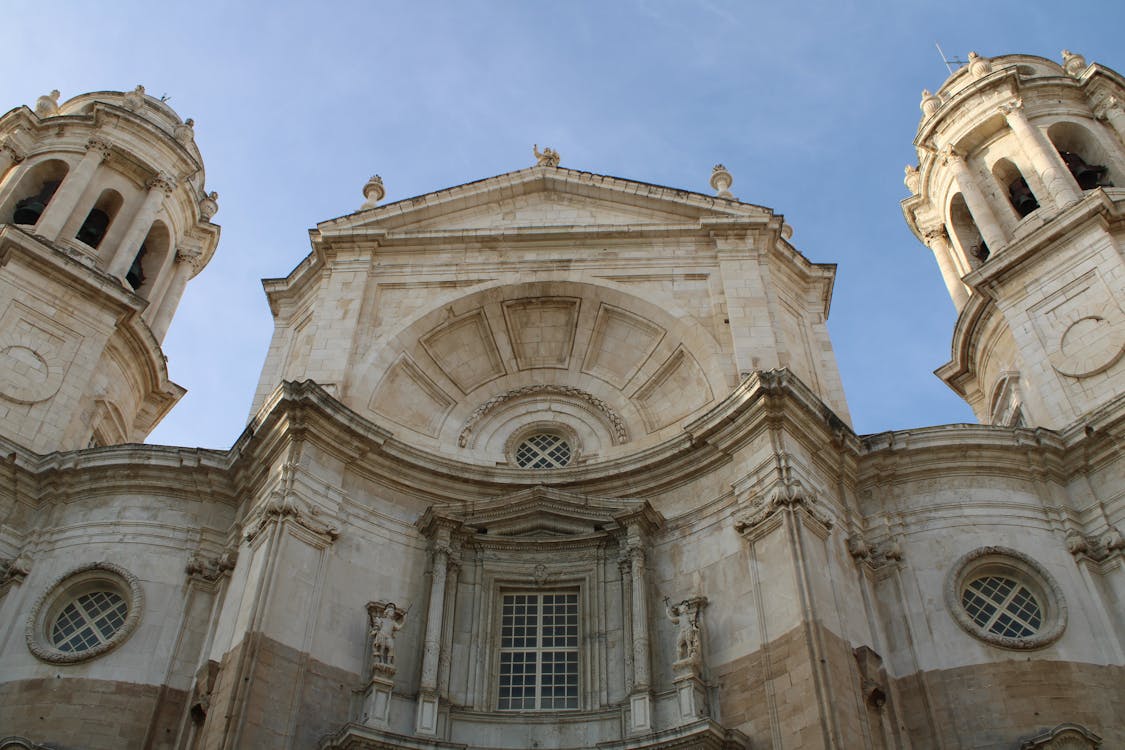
[514, 433, 572, 468]
[945, 547, 1065, 650]
[26, 562, 143, 664]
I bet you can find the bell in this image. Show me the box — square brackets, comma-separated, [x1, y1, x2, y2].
[13, 197, 46, 225]
[1008, 178, 1039, 218]
[12, 179, 61, 225]
[1059, 151, 1109, 190]
[126, 244, 146, 290]
[76, 209, 111, 247]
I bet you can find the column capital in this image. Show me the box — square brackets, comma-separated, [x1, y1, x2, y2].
[997, 97, 1025, 118]
[1094, 95, 1122, 121]
[921, 224, 949, 245]
[0, 138, 25, 163]
[147, 173, 177, 195]
[174, 247, 203, 268]
[939, 143, 965, 166]
[86, 137, 113, 160]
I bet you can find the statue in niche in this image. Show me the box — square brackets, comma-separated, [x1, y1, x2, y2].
[368, 601, 406, 675]
[665, 596, 707, 671]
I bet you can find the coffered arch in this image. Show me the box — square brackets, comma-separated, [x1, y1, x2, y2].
[350, 278, 735, 463]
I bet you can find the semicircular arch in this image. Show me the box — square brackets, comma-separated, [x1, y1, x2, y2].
[349, 277, 736, 462]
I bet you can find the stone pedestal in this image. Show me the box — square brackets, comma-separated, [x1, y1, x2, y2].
[628, 691, 653, 734]
[416, 690, 440, 736]
[362, 670, 395, 727]
[673, 668, 708, 723]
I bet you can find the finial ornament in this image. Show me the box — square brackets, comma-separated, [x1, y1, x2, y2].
[1062, 49, 1087, 78]
[710, 164, 734, 199]
[361, 175, 385, 209]
[533, 144, 560, 167]
[967, 51, 992, 79]
[199, 191, 219, 221]
[174, 118, 195, 145]
[124, 85, 146, 111]
[920, 89, 942, 117]
[904, 164, 921, 194]
[35, 90, 60, 118]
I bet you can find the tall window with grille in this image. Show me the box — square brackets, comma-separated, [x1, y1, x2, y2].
[497, 591, 579, 710]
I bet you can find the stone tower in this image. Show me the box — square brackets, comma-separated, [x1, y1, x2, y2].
[0, 87, 220, 452]
[903, 51, 1125, 429]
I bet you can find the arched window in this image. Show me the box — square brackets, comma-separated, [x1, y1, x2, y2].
[75, 189, 123, 249]
[1048, 121, 1115, 190]
[948, 193, 988, 269]
[992, 158, 1039, 218]
[4, 158, 69, 226]
[126, 221, 170, 296]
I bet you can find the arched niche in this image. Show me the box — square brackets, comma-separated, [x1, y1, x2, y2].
[127, 220, 171, 297]
[991, 158, 1039, 219]
[75, 188, 123, 250]
[947, 192, 988, 269]
[3, 158, 69, 226]
[1047, 121, 1116, 190]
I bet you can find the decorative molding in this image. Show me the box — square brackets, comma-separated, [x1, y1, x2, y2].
[945, 546, 1067, 651]
[243, 492, 340, 544]
[733, 472, 833, 539]
[1019, 722, 1101, 749]
[0, 549, 32, 585]
[459, 383, 628, 447]
[847, 533, 903, 571]
[1066, 526, 1124, 564]
[853, 646, 888, 710]
[185, 547, 238, 582]
[25, 561, 144, 664]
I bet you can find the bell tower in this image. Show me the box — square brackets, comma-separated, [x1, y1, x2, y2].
[0, 86, 220, 452]
[903, 51, 1125, 429]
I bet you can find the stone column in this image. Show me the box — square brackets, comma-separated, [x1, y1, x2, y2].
[149, 250, 198, 342]
[618, 555, 634, 694]
[999, 99, 1082, 208]
[923, 227, 970, 309]
[416, 533, 451, 736]
[35, 138, 111, 239]
[941, 146, 1007, 252]
[626, 529, 653, 734]
[107, 174, 175, 280]
[436, 556, 461, 700]
[1095, 96, 1125, 147]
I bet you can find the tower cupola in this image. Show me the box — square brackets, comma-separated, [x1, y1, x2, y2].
[902, 52, 1125, 429]
[0, 87, 221, 451]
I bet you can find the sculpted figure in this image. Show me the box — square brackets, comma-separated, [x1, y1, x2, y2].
[533, 144, 561, 167]
[370, 602, 406, 671]
[665, 597, 701, 664]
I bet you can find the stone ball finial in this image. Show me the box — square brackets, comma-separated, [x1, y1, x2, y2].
[34, 89, 60, 118]
[361, 175, 385, 209]
[124, 85, 145, 111]
[920, 89, 942, 117]
[174, 118, 195, 145]
[533, 144, 561, 167]
[710, 164, 734, 199]
[1062, 49, 1087, 78]
[967, 52, 992, 79]
[199, 191, 219, 221]
[904, 164, 921, 194]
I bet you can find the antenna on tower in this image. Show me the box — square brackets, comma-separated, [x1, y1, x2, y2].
[935, 42, 968, 75]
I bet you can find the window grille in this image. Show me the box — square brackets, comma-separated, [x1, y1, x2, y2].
[51, 590, 129, 653]
[514, 434, 572, 469]
[498, 592, 579, 710]
[961, 575, 1043, 638]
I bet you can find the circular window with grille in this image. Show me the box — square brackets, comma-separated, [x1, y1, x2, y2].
[515, 433, 572, 468]
[26, 562, 143, 664]
[945, 547, 1065, 650]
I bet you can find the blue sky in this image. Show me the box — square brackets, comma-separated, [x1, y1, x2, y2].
[3, 1, 1123, 448]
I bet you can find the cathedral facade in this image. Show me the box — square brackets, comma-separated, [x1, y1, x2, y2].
[0, 51, 1122, 750]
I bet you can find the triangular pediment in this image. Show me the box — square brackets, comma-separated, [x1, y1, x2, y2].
[317, 166, 771, 238]
[417, 485, 663, 539]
